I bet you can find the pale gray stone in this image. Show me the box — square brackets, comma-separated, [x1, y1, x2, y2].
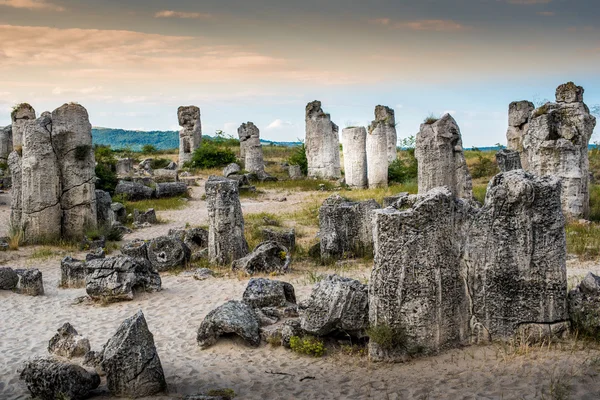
[415, 114, 472, 200]
[120, 240, 148, 260]
[223, 163, 241, 177]
[495, 148, 522, 172]
[342, 127, 368, 188]
[374, 105, 397, 163]
[232, 241, 291, 275]
[506, 100, 535, 170]
[152, 168, 178, 183]
[15, 268, 44, 296]
[305, 101, 341, 179]
[48, 322, 91, 358]
[238, 122, 265, 175]
[95, 190, 115, 226]
[146, 235, 191, 271]
[60, 256, 87, 288]
[115, 180, 155, 200]
[116, 158, 134, 175]
[11, 103, 35, 149]
[0, 125, 12, 162]
[0, 267, 18, 290]
[366, 119, 389, 188]
[196, 300, 261, 348]
[242, 278, 296, 309]
[556, 81, 584, 103]
[8, 151, 22, 228]
[178, 105, 202, 165]
[156, 181, 188, 198]
[288, 165, 303, 180]
[260, 227, 295, 252]
[133, 208, 157, 224]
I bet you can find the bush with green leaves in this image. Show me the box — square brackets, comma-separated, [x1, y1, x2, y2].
[142, 144, 158, 154]
[389, 136, 418, 184]
[149, 158, 171, 169]
[187, 141, 237, 169]
[288, 142, 308, 175]
[470, 151, 499, 179]
[94, 145, 118, 194]
[289, 335, 326, 357]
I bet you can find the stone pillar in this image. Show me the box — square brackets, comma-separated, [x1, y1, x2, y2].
[238, 122, 264, 175]
[116, 158, 134, 176]
[374, 105, 397, 163]
[8, 151, 22, 229]
[370, 188, 470, 362]
[177, 106, 202, 166]
[205, 176, 249, 265]
[52, 103, 97, 238]
[341, 127, 367, 188]
[506, 100, 534, 170]
[10, 103, 36, 150]
[319, 194, 380, 262]
[0, 125, 12, 163]
[20, 115, 62, 242]
[522, 82, 596, 219]
[367, 119, 390, 189]
[496, 149, 522, 172]
[415, 113, 472, 200]
[305, 101, 341, 179]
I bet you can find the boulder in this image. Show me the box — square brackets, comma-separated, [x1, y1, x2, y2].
[281, 319, 303, 348]
[95, 189, 115, 226]
[86, 248, 105, 262]
[60, 256, 87, 288]
[206, 176, 249, 265]
[146, 235, 191, 271]
[232, 241, 291, 275]
[86, 256, 161, 302]
[133, 208, 157, 225]
[299, 274, 368, 337]
[260, 227, 295, 252]
[242, 278, 296, 309]
[20, 357, 100, 400]
[102, 311, 166, 397]
[153, 168, 178, 183]
[156, 181, 188, 198]
[342, 127, 368, 188]
[305, 101, 341, 179]
[569, 272, 600, 339]
[0, 267, 18, 290]
[197, 301, 261, 348]
[319, 195, 380, 261]
[495, 148, 522, 172]
[168, 227, 209, 258]
[238, 122, 265, 175]
[116, 158, 134, 175]
[192, 268, 215, 281]
[223, 163, 241, 177]
[166, 161, 178, 170]
[121, 240, 148, 260]
[115, 180, 155, 201]
[556, 81, 584, 103]
[415, 113, 472, 199]
[111, 202, 127, 223]
[288, 164, 303, 180]
[178, 105, 202, 165]
[48, 323, 91, 358]
[15, 268, 44, 296]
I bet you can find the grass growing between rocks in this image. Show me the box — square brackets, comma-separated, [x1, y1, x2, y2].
[342, 182, 418, 204]
[29, 247, 58, 260]
[114, 195, 189, 216]
[566, 223, 600, 260]
[244, 212, 284, 251]
[256, 178, 336, 192]
[289, 335, 326, 357]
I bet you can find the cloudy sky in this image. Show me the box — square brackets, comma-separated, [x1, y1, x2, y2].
[0, 0, 599, 146]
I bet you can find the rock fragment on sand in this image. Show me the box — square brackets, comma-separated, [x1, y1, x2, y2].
[48, 323, 91, 358]
[146, 235, 191, 271]
[197, 300, 261, 349]
[0, 267, 18, 290]
[242, 278, 296, 309]
[15, 268, 44, 296]
[232, 241, 291, 275]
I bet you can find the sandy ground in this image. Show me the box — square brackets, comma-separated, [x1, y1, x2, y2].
[2, 185, 600, 399]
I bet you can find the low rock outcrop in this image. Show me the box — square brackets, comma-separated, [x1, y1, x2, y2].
[232, 241, 291, 275]
[48, 323, 91, 358]
[197, 301, 261, 348]
[242, 278, 296, 309]
[495, 148, 522, 172]
[146, 235, 191, 271]
[0, 267, 18, 290]
[15, 268, 44, 296]
[60, 257, 87, 288]
[115, 180, 155, 201]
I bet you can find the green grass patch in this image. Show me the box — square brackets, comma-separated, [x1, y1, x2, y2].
[566, 223, 600, 260]
[289, 335, 326, 357]
[114, 195, 189, 216]
[473, 184, 487, 204]
[29, 247, 58, 260]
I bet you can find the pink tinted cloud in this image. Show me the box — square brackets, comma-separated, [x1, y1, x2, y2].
[369, 18, 469, 32]
[0, 0, 64, 11]
[154, 10, 213, 19]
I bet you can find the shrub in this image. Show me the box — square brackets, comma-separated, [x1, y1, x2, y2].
[188, 141, 237, 169]
[289, 335, 326, 357]
[94, 145, 118, 194]
[423, 114, 439, 124]
[142, 144, 158, 154]
[470, 152, 499, 179]
[8, 224, 24, 251]
[388, 152, 417, 184]
[366, 323, 409, 351]
[288, 142, 308, 176]
[149, 158, 170, 169]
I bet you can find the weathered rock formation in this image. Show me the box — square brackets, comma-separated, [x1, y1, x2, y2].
[506, 100, 534, 170]
[156, 181, 188, 198]
[369, 171, 568, 361]
[342, 127, 368, 188]
[299, 274, 369, 337]
[260, 227, 295, 252]
[60, 256, 87, 288]
[522, 82, 596, 219]
[197, 300, 261, 348]
[11, 103, 36, 149]
[86, 256, 161, 302]
[115, 180, 155, 200]
[116, 158, 134, 175]
[15, 268, 44, 296]
[238, 122, 265, 175]
[569, 272, 600, 338]
[232, 241, 291, 275]
[366, 119, 389, 188]
[8, 151, 22, 228]
[48, 323, 91, 358]
[242, 278, 296, 309]
[0, 125, 12, 162]
[102, 311, 166, 398]
[415, 114, 472, 199]
[0, 267, 18, 290]
[319, 195, 380, 261]
[20, 358, 100, 400]
[205, 176, 248, 265]
[95, 190, 115, 226]
[495, 148, 522, 172]
[178, 105, 202, 165]
[375, 105, 397, 163]
[146, 235, 191, 271]
[305, 101, 341, 179]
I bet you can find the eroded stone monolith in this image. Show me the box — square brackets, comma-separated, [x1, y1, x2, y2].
[342, 127, 367, 188]
[20, 115, 62, 242]
[8, 151, 22, 228]
[205, 176, 249, 265]
[305, 101, 341, 179]
[367, 120, 389, 188]
[506, 100, 534, 170]
[11, 103, 36, 149]
[52, 103, 97, 238]
[238, 122, 265, 175]
[178, 106, 202, 165]
[0, 125, 12, 162]
[522, 82, 596, 219]
[374, 105, 397, 163]
[415, 114, 472, 199]
[495, 148, 522, 172]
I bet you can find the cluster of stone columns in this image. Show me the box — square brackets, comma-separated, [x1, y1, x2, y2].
[177, 106, 202, 165]
[237, 122, 265, 175]
[505, 82, 596, 219]
[339, 105, 397, 189]
[9, 103, 97, 242]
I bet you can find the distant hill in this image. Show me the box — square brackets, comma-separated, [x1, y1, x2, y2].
[92, 127, 301, 150]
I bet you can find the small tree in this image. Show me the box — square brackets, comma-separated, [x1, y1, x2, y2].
[94, 145, 118, 194]
[389, 136, 417, 184]
[142, 144, 158, 154]
[288, 141, 308, 175]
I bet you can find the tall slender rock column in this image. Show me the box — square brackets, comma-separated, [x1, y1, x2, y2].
[506, 100, 534, 170]
[374, 105, 397, 163]
[342, 127, 367, 188]
[0, 125, 12, 163]
[11, 103, 36, 150]
[238, 122, 265, 175]
[305, 101, 341, 179]
[178, 106, 202, 165]
[366, 120, 389, 189]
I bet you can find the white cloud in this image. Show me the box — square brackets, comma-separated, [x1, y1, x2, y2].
[0, 0, 64, 11]
[52, 86, 104, 95]
[223, 122, 238, 134]
[369, 18, 469, 32]
[266, 119, 293, 130]
[155, 10, 213, 19]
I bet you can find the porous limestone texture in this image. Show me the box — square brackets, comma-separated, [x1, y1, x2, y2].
[342, 127, 368, 188]
[305, 101, 341, 179]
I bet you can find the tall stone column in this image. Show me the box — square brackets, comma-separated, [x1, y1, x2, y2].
[11, 103, 36, 150]
[20, 115, 62, 242]
[0, 125, 12, 163]
[305, 101, 341, 179]
[177, 106, 202, 165]
[52, 103, 97, 238]
[238, 122, 265, 175]
[8, 151, 22, 229]
[341, 127, 367, 188]
[522, 82, 596, 219]
[415, 113, 472, 200]
[506, 100, 534, 170]
[205, 176, 249, 265]
[374, 105, 397, 163]
[366, 121, 388, 189]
